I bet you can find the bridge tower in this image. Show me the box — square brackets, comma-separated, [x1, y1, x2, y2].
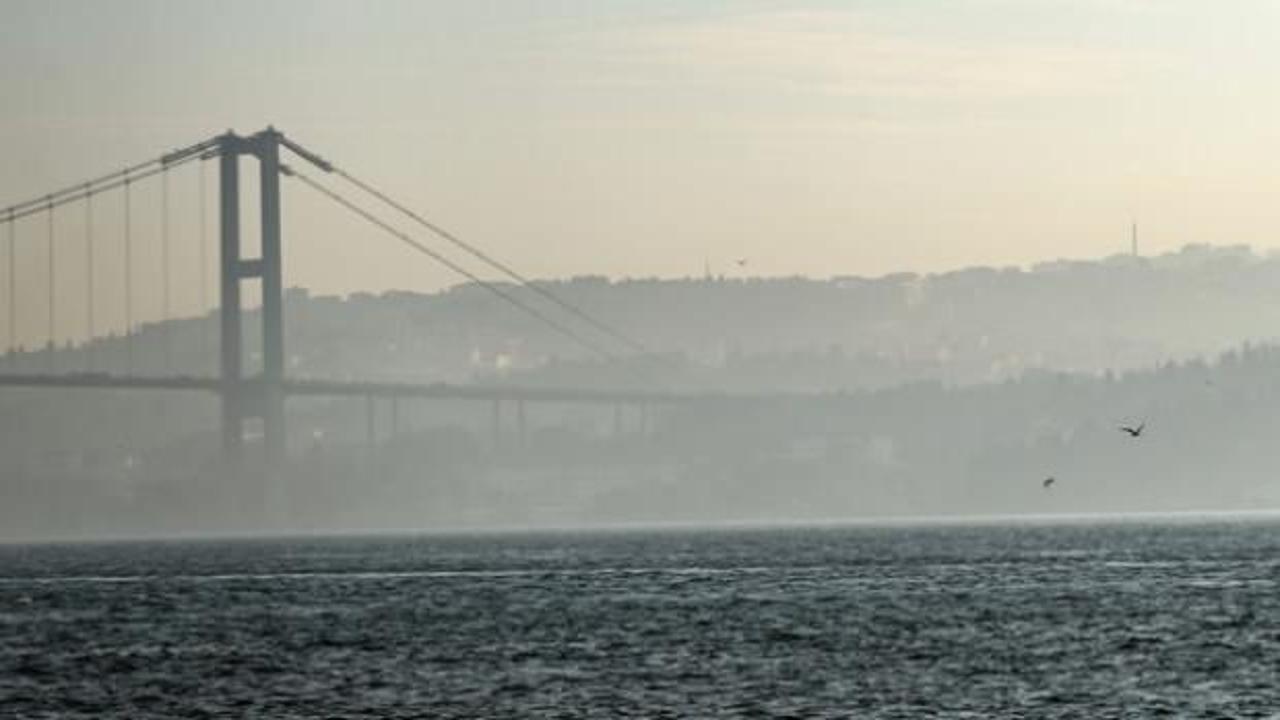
[218, 128, 286, 470]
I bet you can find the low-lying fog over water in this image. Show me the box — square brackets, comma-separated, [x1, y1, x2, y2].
[4, 518, 1278, 717]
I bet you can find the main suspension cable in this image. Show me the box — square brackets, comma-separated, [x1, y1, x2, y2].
[286, 166, 619, 363]
[331, 167, 648, 355]
[0, 136, 216, 218]
[276, 136, 645, 356]
[0, 153, 202, 226]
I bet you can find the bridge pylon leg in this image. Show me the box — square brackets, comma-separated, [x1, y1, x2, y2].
[217, 128, 288, 480]
[218, 134, 243, 462]
[257, 129, 286, 473]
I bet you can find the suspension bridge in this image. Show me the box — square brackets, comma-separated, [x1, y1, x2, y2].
[0, 126, 739, 476]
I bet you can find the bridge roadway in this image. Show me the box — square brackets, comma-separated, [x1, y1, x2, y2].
[0, 372, 761, 406]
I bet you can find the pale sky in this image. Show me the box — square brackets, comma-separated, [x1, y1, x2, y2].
[3, 0, 1280, 346]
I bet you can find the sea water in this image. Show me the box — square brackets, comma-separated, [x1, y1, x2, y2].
[3, 518, 1279, 717]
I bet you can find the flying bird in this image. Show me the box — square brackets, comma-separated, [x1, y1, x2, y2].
[1042, 476, 1056, 489]
[1119, 422, 1145, 438]
[736, 258, 748, 267]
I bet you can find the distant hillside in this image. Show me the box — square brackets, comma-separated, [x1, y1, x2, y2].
[5, 336, 1280, 539]
[8, 242, 1280, 392]
[9, 242, 1280, 539]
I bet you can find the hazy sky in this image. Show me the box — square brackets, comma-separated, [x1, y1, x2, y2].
[3, 0, 1280, 345]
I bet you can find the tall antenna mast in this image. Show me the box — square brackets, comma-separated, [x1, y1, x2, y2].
[1131, 220, 1138, 257]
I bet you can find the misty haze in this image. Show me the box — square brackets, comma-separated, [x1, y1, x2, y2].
[5, 1, 1280, 717]
[6, 243, 1280, 539]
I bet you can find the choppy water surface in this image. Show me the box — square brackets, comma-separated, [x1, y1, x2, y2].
[3, 519, 1280, 717]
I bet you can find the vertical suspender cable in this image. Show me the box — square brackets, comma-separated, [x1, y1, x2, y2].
[46, 199, 55, 372]
[124, 176, 133, 375]
[85, 186, 94, 371]
[161, 167, 171, 371]
[6, 211, 14, 366]
[199, 160, 209, 371]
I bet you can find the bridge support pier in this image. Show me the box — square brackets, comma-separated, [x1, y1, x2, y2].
[516, 399, 526, 448]
[365, 394, 376, 461]
[491, 398, 502, 452]
[390, 396, 399, 441]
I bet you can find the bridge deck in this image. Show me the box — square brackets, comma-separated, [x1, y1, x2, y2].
[0, 373, 750, 405]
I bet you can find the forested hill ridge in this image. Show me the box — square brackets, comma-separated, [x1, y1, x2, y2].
[12, 242, 1280, 392]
